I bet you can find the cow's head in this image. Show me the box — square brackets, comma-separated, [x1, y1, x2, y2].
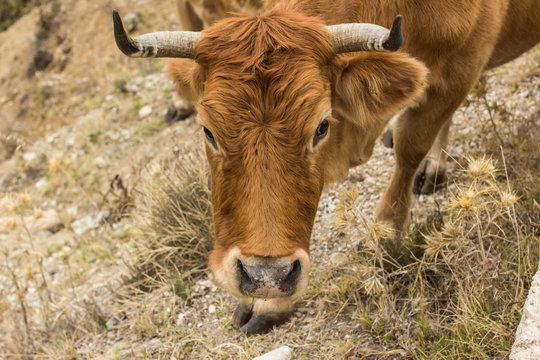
[113, 6, 427, 333]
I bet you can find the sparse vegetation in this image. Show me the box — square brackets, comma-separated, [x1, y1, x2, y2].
[329, 154, 538, 359]
[0, 0, 37, 31]
[0, 132, 25, 160]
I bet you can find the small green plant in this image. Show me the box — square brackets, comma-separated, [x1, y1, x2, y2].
[0, 0, 37, 31]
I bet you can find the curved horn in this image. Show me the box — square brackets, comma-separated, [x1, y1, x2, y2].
[113, 10, 202, 59]
[326, 15, 403, 53]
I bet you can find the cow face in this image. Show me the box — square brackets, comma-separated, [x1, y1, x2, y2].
[189, 12, 336, 303]
[168, 10, 426, 307]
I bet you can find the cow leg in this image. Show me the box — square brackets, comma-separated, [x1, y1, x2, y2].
[176, 0, 204, 31]
[374, 84, 471, 229]
[232, 302, 253, 328]
[165, 92, 196, 123]
[382, 115, 451, 195]
[412, 118, 451, 194]
[382, 115, 399, 148]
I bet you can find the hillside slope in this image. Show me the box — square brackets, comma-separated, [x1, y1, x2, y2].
[0, 1, 538, 359]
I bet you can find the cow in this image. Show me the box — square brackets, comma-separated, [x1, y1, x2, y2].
[177, 0, 263, 31]
[113, 0, 540, 334]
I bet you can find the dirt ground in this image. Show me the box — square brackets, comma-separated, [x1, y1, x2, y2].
[0, 1, 538, 359]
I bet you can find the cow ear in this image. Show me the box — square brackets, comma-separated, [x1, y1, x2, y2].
[332, 52, 428, 124]
[168, 58, 206, 103]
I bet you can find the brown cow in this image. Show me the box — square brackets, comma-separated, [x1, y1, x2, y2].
[177, 0, 263, 31]
[113, 0, 540, 334]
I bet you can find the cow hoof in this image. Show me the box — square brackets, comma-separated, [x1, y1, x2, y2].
[382, 129, 394, 148]
[413, 163, 447, 195]
[233, 303, 290, 335]
[165, 104, 195, 123]
[232, 303, 253, 328]
[240, 313, 284, 335]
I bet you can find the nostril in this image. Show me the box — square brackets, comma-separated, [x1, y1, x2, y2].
[237, 260, 256, 293]
[281, 260, 301, 293]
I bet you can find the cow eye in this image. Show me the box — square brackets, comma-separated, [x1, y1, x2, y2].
[203, 127, 217, 149]
[313, 119, 329, 147]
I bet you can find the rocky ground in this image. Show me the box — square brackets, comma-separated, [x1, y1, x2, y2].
[0, 1, 538, 359]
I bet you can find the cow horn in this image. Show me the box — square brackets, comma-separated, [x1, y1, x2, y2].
[113, 10, 202, 59]
[327, 15, 403, 53]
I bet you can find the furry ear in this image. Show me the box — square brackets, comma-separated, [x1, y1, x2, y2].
[168, 58, 206, 103]
[332, 52, 428, 125]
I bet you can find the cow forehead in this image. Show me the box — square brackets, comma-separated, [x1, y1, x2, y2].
[200, 56, 331, 128]
[195, 9, 334, 68]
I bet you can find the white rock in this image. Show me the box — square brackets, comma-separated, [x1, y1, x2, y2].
[71, 215, 100, 235]
[94, 157, 107, 167]
[23, 152, 36, 161]
[327, 202, 336, 212]
[124, 13, 138, 32]
[197, 279, 217, 291]
[138, 105, 153, 118]
[177, 313, 185, 326]
[510, 260, 540, 360]
[112, 226, 127, 238]
[253, 346, 292, 360]
[330, 252, 346, 265]
[35, 179, 48, 190]
[208, 305, 216, 314]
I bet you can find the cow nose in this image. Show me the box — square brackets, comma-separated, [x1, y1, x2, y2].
[237, 259, 301, 298]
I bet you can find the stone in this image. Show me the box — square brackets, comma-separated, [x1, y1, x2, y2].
[71, 215, 100, 235]
[253, 346, 292, 360]
[94, 157, 107, 167]
[23, 152, 36, 161]
[138, 105, 152, 118]
[330, 252, 347, 265]
[177, 313, 186, 326]
[124, 13, 138, 33]
[510, 261, 540, 360]
[35, 179, 48, 190]
[29, 209, 61, 233]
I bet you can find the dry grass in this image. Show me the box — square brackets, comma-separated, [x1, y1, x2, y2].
[327, 153, 538, 359]
[130, 148, 213, 291]
[0, 131, 25, 160]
